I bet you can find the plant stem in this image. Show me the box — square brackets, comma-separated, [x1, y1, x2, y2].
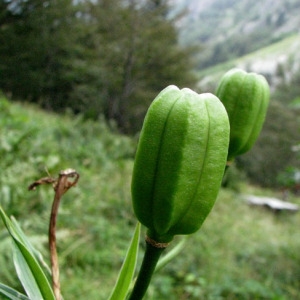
[29, 169, 79, 299]
[48, 169, 79, 300]
[49, 190, 61, 300]
[128, 237, 168, 300]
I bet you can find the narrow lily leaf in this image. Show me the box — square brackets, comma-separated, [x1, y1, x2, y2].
[155, 236, 188, 273]
[108, 222, 140, 300]
[0, 282, 30, 300]
[11, 216, 52, 275]
[0, 206, 55, 300]
[13, 242, 44, 300]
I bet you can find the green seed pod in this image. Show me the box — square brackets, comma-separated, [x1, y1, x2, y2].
[131, 85, 230, 243]
[216, 68, 270, 161]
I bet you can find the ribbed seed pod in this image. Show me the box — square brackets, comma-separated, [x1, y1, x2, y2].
[216, 68, 270, 161]
[131, 85, 230, 243]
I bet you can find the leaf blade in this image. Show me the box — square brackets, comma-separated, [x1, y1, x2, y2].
[0, 206, 55, 300]
[11, 216, 52, 275]
[0, 282, 30, 300]
[13, 242, 44, 300]
[108, 222, 140, 300]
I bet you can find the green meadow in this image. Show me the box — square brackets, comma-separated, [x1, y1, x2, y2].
[0, 96, 299, 299]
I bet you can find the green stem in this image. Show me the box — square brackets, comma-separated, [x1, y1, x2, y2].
[128, 240, 166, 300]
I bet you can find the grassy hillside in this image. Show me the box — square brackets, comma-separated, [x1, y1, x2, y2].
[174, 0, 300, 69]
[0, 96, 299, 299]
[197, 33, 300, 91]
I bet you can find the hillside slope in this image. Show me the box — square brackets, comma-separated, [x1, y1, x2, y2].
[0, 95, 299, 299]
[197, 33, 300, 91]
[171, 0, 300, 68]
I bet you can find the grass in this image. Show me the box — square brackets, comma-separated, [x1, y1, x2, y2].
[148, 185, 300, 299]
[0, 95, 299, 299]
[197, 33, 300, 91]
[234, 33, 300, 61]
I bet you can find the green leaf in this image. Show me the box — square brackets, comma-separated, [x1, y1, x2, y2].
[13, 242, 44, 300]
[0, 206, 56, 300]
[155, 236, 188, 273]
[11, 216, 52, 275]
[0, 282, 30, 300]
[108, 222, 140, 300]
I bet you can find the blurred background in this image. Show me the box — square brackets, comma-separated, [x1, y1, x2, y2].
[0, 0, 299, 299]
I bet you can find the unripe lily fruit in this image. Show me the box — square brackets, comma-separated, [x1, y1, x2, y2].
[131, 85, 230, 243]
[216, 68, 270, 162]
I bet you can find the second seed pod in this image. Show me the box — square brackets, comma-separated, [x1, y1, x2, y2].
[216, 68, 270, 161]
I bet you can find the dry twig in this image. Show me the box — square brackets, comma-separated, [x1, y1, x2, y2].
[29, 169, 80, 300]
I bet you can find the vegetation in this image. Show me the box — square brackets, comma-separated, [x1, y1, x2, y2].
[1, 1, 300, 297]
[236, 100, 300, 187]
[0, 0, 197, 133]
[0, 95, 299, 299]
[195, 34, 300, 188]
[177, 0, 300, 69]
[237, 54, 300, 188]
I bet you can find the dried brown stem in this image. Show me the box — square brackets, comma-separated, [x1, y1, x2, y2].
[29, 169, 79, 300]
[49, 169, 79, 300]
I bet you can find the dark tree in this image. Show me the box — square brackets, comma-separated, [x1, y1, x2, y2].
[0, 0, 197, 133]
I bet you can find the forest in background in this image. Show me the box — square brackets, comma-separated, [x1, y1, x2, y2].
[0, 0, 197, 133]
[1, 0, 300, 187]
